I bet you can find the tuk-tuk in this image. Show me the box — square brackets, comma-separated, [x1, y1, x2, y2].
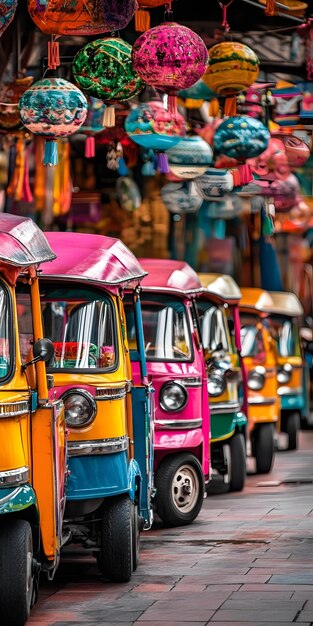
[40, 232, 154, 582]
[125, 258, 210, 527]
[196, 274, 247, 491]
[239, 288, 279, 474]
[265, 291, 306, 450]
[0, 214, 66, 626]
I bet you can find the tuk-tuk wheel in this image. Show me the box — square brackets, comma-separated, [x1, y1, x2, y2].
[229, 433, 246, 492]
[0, 519, 35, 626]
[98, 494, 133, 582]
[254, 423, 275, 474]
[132, 504, 140, 571]
[155, 453, 204, 527]
[282, 412, 300, 451]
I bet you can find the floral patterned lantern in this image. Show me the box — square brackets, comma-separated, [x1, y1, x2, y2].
[27, 0, 138, 68]
[166, 135, 213, 179]
[203, 42, 259, 96]
[125, 101, 186, 151]
[214, 116, 270, 160]
[0, 0, 18, 36]
[73, 38, 144, 127]
[19, 77, 88, 166]
[132, 23, 208, 113]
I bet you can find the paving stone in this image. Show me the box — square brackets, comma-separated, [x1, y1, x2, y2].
[210, 609, 300, 621]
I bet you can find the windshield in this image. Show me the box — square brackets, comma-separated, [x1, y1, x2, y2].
[271, 317, 301, 357]
[240, 315, 266, 358]
[0, 284, 12, 379]
[125, 294, 192, 361]
[41, 287, 116, 370]
[197, 301, 232, 354]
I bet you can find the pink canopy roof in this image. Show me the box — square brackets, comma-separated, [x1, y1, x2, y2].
[139, 258, 202, 295]
[42, 232, 147, 291]
[0, 214, 55, 268]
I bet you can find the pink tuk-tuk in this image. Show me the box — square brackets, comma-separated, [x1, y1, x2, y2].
[125, 259, 210, 526]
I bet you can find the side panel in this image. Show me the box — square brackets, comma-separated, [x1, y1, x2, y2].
[66, 451, 130, 500]
[211, 411, 246, 442]
[0, 484, 36, 514]
[131, 385, 153, 525]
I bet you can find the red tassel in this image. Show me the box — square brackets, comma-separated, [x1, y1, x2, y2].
[224, 96, 237, 117]
[85, 136, 96, 158]
[238, 164, 253, 185]
[22, 149, 33, 202]
[135, 9, 150, 31]
[265, 0, 276, 15]
[167, 95, 177, 115]
[48, 38, 60, 70]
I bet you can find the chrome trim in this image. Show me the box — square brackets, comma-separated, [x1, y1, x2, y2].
[68, 437, 129, 457]
[0, 400, 29, 419]
[248, 396, 276, 406]
[174, 377, 202, 388]
[209, 401, 241, 415]
[96, 385, 127, 400]
[155, 418, 202, 429]
[278, 386, 303, 396]
[0, 466, 29, 487]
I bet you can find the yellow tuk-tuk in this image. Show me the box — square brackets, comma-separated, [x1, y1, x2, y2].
[265, 291, 306, 450]
[0, 214, 66, 626]
[197, 274, 247, 491]
[240, 288, 280, 474]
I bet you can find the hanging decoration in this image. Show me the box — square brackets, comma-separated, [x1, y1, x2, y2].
[27, 0, 138, 69]
[19, 77, 88, 166]
[272, 133, 310, 168]
[80, 97, 107, 158]
[0, 0, 18, 37]
[132, 22, 208, 114]
[195, 168, 234, 200]
[213, 116, 270, 160]
[166, 135, 213, 179]
[135, 0, 169, 32]
[203, 42, 259, 95]
[125, 101, 186, 150]
[6, 138, 33, 203]
[161, 181, 203, 214]
[73, 38, 144, 127]
[116, 176, 142, 211]
[0, 76, 34, 132]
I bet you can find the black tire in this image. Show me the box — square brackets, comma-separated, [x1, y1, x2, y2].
[229, 433, 246, 492]
[254, 423, 275, 474]
[98, 494, 133, 583]
[131, 504, 140, 572]
[0, 519, 35, 626]
[282, 412, 300, 451]
[155, 453, 204, 527]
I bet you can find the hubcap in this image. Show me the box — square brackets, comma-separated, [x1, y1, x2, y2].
[171, 464, 200, 514]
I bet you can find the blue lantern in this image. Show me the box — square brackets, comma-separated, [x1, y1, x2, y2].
[214, 116, 270, 160]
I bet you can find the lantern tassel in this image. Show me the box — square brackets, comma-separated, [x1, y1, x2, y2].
[135, 9, 150, 31]
[224, 96, 237, 116]
[238, 163, 252, 185]
[48, 38, 60, 70]
[85, 135, 96, 158]
[43, 140, 58, 166]
[103, 106, 115, 127]
[22, 149, 33, 202]
[265, 0, 276, 15]
[158, 153, 169, 174]
[167, 95, 177, 115]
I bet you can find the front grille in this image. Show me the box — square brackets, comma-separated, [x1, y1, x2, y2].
[0, 401, 29, 418]
[96, 386, 127, 400]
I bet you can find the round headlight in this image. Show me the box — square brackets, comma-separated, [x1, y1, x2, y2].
[248, 367, 265, 391]
[277, 363, 292, 384]
[160, 382, 188, 412]
[208, 374, 226, 397]
[62, 389, 97, 428]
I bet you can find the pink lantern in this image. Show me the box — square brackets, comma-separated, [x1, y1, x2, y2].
[132, 22, 208, 112]
[272, 134, 311, 168]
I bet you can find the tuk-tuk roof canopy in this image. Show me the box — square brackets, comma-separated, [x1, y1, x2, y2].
[139, 258, 202, 295]
[239, 288, 275, 315]
[42, 232, 147, 292]
[198, 273, 242, 303]
[266, 291, 304, 317]
[0, 214, 55, 285]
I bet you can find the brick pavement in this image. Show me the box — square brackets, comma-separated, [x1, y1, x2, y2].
[28, 431, 313, 625]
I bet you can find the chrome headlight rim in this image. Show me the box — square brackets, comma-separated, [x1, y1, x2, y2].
[248, 367, 266, 391]
[159, 381, 188, 413]
[277, 363, 293, 385]
[208, 374, 226, 397]
[61, 388, 97, 429]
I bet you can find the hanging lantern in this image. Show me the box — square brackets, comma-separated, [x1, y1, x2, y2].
[125, 101, 186, 150]
[132, 23, 208, 112]
[272, 134, 311, 168]
[80, 97, 107, 158]
[73, 38, 144, 127]
[0, 76, 34, 132]
[161, 181, 202, 214]
[195, 168, 234, 200]
[19, 77, 88, 166]
[179, 78, 216, 102]
[166, 135, 213, 179]
[203, 42, 259, 95]
[0, 0, 18, 37]
[116, 176, 141, 212]
[214, 116, 270, 160]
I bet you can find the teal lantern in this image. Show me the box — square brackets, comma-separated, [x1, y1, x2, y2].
[214, 116, 270, 160]
[19, 77, 88, 165]
[125, 101, 186, 151]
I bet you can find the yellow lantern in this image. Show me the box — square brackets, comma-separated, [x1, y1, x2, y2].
[203, 42, 259, 96]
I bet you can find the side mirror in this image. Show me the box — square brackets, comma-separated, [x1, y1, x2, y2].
[22, 338, 55, 371]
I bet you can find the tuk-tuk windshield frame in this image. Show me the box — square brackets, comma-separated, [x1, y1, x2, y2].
[196, 299, 233, 355]
[0, 279, 14, 384]
[240, 314, 266, 359]
[124, 293, 194, 363]
[270, 314, 301, 358]
[39, 284, 119, 373]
